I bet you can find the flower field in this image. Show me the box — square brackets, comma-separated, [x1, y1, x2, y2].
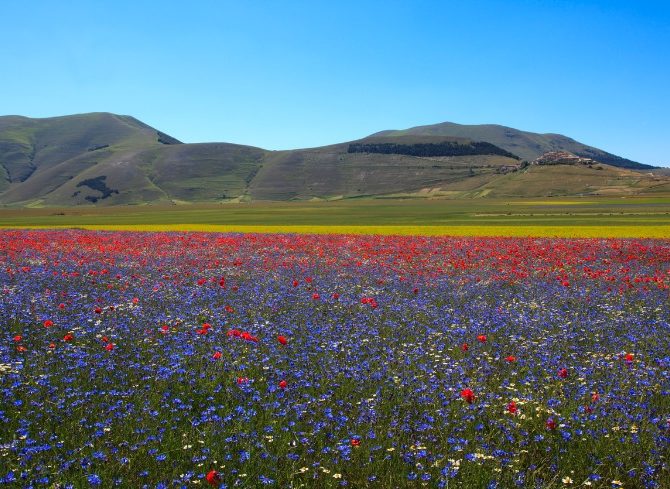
[1, 230, 669, 488]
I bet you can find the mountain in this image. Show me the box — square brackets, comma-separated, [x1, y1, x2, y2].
[0, 113, 265, 205]
[372, 122, 653, 170]
[0, 113, 666, 206]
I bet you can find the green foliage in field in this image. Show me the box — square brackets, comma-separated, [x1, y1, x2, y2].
[2, 196, 670, 237]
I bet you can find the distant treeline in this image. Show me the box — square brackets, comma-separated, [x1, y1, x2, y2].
[348, 141, 520, 160]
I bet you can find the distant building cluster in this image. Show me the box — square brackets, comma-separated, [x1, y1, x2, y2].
[532, 151, 597, 166]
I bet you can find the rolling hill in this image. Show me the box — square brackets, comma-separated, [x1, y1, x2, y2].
[0, 113, 265, 205]
[372, 122, 653, 169]
[0, 113, 666, 206]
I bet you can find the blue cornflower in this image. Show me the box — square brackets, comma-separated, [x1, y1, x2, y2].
[87, 474, 102, 486]
[259, 475, 275, 484]
[2, 471, 16, 483]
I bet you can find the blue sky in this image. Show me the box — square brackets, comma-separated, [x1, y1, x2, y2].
[1, 1, 668, 165]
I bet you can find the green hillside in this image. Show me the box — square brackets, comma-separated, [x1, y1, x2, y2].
[0, 112, 172, 181]
[372, 122, 654, 169]
[0, 113, 178, 204]
[248, 149, 517, 200]
[0, 113, 267, 206]
[0, 113, 665, 206]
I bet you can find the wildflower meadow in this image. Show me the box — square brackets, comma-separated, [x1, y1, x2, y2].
[1, 230, 669, 488]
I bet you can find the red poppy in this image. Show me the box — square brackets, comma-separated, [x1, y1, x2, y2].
[225, 305, 234, 313]
[312, 293, 320, 300]
[227, 329, 241, 337]
[237, 377, 248, 385]
[13, 335, 22, 342]
[212, 351, 222, 360]
[413, 287, 419, 294]
[557, 368, 568, 379]
[546, 418, 557, 430]
[624, 353, 634, 363]
[43, 319, 54, 328]
[202, 323, 212, 330]
[101, 336, 109, 343]
[16, 345, 27, 352]
[278, 335, 288, 345]
[132, 297, 139, 304]
[58, 303, 65, 309]
[279, 380, 287, 389]
[292, 280, 299, 287]
[461, 343, 469, 352]
[477, 335, 487, 343]
[460, 388, 475, 404]
[94, 307, 102, 314]
[48, 342, 56, 349]
[332, 292, 340, 300]
[63, 333, 74, 342]
[505, 355, 517, 363]
[160, 325, 169, 333]
[507, 401, 518, 414]
[350, 438, 361, 447]
[591, 392, 600, 402]
[206, 469, 221, 486]
[105, 343, 114, 351]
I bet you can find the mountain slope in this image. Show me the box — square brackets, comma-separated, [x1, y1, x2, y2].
[0, 112, 176, 181]
[0, 113, 665, 206]
[0, 113, 184, 204]
[372, 122, 653, 169]
[248, 146, 518, 200]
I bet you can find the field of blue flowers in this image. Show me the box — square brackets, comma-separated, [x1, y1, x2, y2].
[1, 230, 669, 488]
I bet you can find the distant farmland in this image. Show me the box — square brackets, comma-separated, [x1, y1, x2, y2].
[2, 196, 670, 237]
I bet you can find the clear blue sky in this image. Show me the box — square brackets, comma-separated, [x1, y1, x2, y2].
[1, 1, 668, 165]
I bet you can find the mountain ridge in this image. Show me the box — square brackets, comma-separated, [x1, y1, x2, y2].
[372, 121, 651, 169]
[0, 112, 665, 206]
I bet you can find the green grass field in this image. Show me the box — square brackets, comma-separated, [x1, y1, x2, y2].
[2, 196, 670, 237]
